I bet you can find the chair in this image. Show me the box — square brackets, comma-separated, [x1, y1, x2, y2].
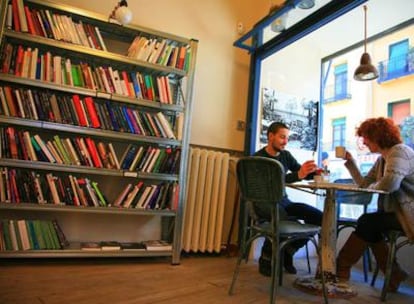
[334, 178, 373, 282]
[370, 229, 412, 302]
[228, 156, 327, 304]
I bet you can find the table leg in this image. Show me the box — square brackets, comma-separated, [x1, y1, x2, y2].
[293, 189, 358, 298]
[320, 188, 338, 275]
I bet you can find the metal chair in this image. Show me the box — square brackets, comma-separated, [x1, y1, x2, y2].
[228, 156, 327, 304]
[370, 229, 412, 302]
[334, 178, 373, 282]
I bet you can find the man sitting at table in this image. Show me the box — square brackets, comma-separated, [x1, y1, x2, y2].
[254, 121, 323, 276]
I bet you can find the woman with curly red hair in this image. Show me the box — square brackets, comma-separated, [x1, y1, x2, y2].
[336, 117, 414, 291]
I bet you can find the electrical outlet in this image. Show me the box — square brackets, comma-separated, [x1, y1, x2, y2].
[236, 22, 244, 34]
[236, 120, 246, 131]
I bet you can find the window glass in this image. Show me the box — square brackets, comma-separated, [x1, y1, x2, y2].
[252, 0, 414, 213]
[334, 64, 348, 100]
[388, 39, 409, 75]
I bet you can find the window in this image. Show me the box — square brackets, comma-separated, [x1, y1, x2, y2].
[332, 118, 346, 149]
[334, 63, 348, 100]
[388, 100, 410, 125]
[388, 39, 409, 75]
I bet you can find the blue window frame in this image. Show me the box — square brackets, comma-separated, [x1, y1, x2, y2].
[334, 64, 348, 100]
[232, 0, 367, 155]
[388, 39, 409, 75]
[387, 99, 410, 125]
[332, 117, 346, 148]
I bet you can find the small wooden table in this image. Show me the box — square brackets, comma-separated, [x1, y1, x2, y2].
[287, 181, 388, 298]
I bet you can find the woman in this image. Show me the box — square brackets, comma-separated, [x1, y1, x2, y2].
[337, 117, 414, 291]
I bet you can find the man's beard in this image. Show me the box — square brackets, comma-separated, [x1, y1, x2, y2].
[272, 143, 284, 153]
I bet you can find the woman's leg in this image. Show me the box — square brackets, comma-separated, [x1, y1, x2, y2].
[354, 212, 401, 242]
[356, 212, 408, 291]
[337, 211, 407, 288]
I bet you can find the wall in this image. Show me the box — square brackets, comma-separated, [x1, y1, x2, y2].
[56, 0, 278, 152]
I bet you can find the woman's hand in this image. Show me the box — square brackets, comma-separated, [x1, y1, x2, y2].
[344, 151, 353, 161]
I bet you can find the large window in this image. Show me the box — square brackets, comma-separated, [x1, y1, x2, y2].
[238, 0, 414, 208]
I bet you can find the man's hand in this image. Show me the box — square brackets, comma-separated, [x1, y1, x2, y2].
[298, 160, 317, 179]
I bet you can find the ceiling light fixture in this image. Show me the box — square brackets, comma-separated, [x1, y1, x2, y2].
[109, 0, 133, 25]
[269, 3, 288, 33]
[297, 0, 315, 10]
[354, 5, 378, 81]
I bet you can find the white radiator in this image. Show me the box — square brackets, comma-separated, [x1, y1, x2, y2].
[182, 147, 230, 253]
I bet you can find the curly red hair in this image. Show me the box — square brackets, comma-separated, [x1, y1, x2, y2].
[356, 117, 402, 149]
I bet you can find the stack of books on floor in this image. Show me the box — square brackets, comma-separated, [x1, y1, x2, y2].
[80, 240, 172, 251]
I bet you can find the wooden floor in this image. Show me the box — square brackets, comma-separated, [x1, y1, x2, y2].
[0, 254, 412, 304]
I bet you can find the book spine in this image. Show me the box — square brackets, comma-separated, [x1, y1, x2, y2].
[91, 181, 107, 207]
[113, 183, 132, 207]
[84, 96, 101, 128]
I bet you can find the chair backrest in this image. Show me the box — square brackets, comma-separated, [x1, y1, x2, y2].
[334, 178, 373, 206]
[236, 156, 285, 206]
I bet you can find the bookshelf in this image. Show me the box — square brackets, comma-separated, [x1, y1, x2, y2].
[0, 0, 197, 264]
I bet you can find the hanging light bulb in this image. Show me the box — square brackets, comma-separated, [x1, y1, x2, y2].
[354, 5, 378, 81]
[297, 0, 315, 10]
[109, 0, 133, 25]
[269, 3, 288, 33]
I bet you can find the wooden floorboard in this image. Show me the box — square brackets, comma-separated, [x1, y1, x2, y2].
[0, 254, 412, 304]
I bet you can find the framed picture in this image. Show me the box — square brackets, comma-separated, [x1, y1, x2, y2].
[257, 87, 318, 151]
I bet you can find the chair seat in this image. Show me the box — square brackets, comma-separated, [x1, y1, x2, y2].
[258, 220, 320, 235]
[338, 217, 358, 224]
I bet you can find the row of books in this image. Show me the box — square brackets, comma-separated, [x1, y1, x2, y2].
[0, 86, 181, 139]
[119, 145, 181, 174]
[0, 42, 180, 104]
[0, 166, 179, 209]
[0, 218, 69, 251]
[1, 127, 116, 168]
[0, 167, 107, 206]
[112, 181, 179, 210]
[80, 240, 172, 251]
[1, 126, 181, 172]
[6, 0, 107, 51]
[127, 35, 192, 72]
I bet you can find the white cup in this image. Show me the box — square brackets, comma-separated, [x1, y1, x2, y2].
[314, 175, 323, 183]
[335, 146, 346, 159]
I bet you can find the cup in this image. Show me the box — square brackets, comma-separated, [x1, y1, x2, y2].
[314, 175, 323, 183]
[335, 146, 346, 159]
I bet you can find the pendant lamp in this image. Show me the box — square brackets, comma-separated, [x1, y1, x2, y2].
[269, 3, 288, 33]
[297, 0, 315, 10]
[109, 0, 133, 25]
[354, 5, 378, 81]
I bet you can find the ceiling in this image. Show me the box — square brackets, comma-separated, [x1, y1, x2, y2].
[303, 0, 414, 57]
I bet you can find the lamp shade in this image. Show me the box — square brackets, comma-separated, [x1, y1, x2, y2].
[354, 53, 379, 81]
[115, 5, 133, 25]
[297, 0, 315, 10]
[271, 12, 288, 32]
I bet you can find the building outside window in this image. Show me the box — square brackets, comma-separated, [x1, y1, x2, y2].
[332, 117, 346, 149]
[388, 99, 411, 125]
[388, 39, 409, 76]
[334, 64, 348, 100]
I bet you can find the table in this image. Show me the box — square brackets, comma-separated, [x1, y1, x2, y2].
[287, 181, 388, 298]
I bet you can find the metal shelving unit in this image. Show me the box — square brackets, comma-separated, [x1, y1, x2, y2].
[0, 0, 197, 264]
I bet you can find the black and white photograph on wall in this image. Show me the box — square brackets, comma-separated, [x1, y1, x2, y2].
[260, 87, 318, 151]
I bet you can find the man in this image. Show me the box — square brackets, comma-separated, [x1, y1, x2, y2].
[254, 121, 323, 275]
